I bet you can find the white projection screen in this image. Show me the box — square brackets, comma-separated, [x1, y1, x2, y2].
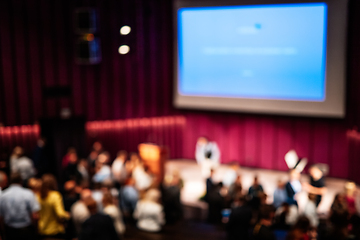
[173, 0, 348, 118]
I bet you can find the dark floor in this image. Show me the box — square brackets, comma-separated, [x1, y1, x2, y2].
[124, 220, 226, 240]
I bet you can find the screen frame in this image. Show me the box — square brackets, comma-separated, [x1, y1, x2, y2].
[173, 0, 348, 118]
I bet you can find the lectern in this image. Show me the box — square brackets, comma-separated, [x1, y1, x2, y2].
[138, 143, 168, 184]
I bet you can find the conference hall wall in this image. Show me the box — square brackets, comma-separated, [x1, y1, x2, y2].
[0, 0, 360, 181]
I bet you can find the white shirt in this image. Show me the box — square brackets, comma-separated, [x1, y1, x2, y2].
[71, 201, 90, 234]
[133, 201, 165, 232]
[133, 166, 152, 191]
[111, 159, 126, 182]
[195, 142, 221, 165]
[11, 156, 35, 180]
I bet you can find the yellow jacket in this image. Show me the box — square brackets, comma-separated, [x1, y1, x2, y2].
[36, 191, 70, 235]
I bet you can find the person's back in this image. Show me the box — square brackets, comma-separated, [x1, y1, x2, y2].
[251, 205, 276, 240]
[133, 189, 164, 232]
[134, 200, 164, 232]
[0, 173, 40, 240]
[79, 198, 119, 240]
[37, 174, 70, 237]
[37, 190, 70, 235]
[227, 197, 252, 240]
[80, 213, 119, 240]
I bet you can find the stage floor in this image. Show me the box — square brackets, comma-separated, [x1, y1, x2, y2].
[165, 159, 352, 215]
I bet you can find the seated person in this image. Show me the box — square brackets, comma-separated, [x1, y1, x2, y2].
[133, 188, 165, 232]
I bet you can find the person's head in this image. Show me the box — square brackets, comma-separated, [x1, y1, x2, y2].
[233, 194, 247, 206]
[92, 141, 103, 152]
[293, 216, 311, 233]
[309, 165, 323, 181]
[78, 158, 88, 168]
[64, 180, 76, 195]
[117, 150, 127, 160]
[130, 153, 141, 165]
[230, 162, 240, 171]
[0, 171, 8, 189]
[308, 193, 317, 202]
[84, 197, 97, 214]
[334, 193, 345, 204]
[258, 204, 276, 224]
[67, 147, 76, 154]
[12, 146, 23, 158]
[80, 188, 92, 201]
[41, 174, 58, 199]
[197, 136, 208, 145]
[144, 188, 161, 203]
[28, 178, 42, 193]
[102, 192, 113, 207]
[98, 152, 110, 165]
[10, 172, 22, 185]
[68, 152, 78, 165]
[259, 192, 267, 205]
[345, 181, 356, 196]
[277, 179, 285, 189]
[253, 175, 259, 185]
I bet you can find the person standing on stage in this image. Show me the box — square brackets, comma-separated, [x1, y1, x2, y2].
[195, 137, 221, 178]
[303, 165, 326, 207]
[285, 169, 302, 206]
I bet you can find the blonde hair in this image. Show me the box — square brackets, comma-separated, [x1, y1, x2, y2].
[144, 188, 161, 202]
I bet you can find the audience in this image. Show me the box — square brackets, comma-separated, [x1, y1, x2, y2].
[133, 188, 165, 232]
[2, 143, 360, 240]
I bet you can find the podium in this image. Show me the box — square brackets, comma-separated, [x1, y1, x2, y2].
[138, 143, 168, 184]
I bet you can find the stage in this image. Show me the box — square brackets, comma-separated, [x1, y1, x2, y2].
[165, 159, 353, 217]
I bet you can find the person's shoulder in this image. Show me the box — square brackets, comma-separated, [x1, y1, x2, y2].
[48, 190, 63, 200]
